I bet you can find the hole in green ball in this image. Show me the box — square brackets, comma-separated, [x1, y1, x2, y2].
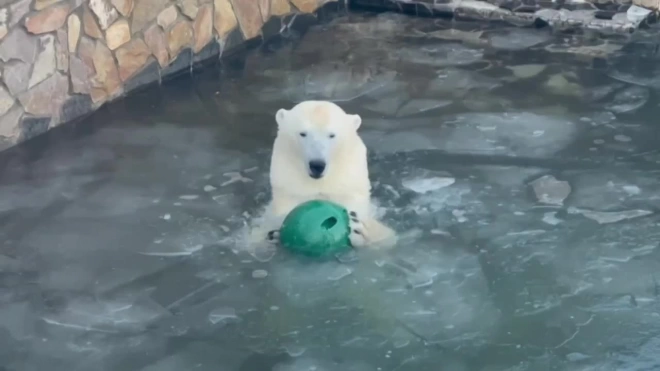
[321, 217, 337, 230]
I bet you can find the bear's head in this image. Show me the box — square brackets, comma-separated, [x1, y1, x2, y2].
[275, 100, 362, 180]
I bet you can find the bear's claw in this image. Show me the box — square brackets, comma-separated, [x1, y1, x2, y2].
[267, 230, 280, 243]
[348, 211, 367, 247]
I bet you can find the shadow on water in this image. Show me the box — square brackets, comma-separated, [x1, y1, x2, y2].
[1, 8, 660, 371]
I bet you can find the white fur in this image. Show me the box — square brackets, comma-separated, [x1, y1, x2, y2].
[263, 100, 396, 248]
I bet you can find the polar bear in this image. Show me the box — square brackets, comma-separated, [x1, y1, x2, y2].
[263, 100, 396, 248]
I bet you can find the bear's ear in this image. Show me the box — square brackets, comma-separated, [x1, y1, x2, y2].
[348, 114, 362, 131]
[275, 109, 288, 127]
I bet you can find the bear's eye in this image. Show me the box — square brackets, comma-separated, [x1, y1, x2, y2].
[299, 132, 307, 138]
[329, 133, 336, 139]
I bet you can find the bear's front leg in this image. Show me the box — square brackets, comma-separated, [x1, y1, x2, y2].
[347, 210, 397, 248]
[265, 192, 301, 244]
[348, 211, 369, 248]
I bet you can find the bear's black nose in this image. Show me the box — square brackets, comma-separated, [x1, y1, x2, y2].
[308, 160, 326, 179]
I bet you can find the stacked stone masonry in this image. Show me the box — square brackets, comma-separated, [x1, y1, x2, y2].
[0, 0, 339, 151]
[353, 0, 657, 33]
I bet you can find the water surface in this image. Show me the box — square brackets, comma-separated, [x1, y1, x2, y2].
[1, 11, 660, 371]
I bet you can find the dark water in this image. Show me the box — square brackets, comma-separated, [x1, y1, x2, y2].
[1, 11, 660, 371]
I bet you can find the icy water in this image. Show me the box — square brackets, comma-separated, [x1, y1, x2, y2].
[2, 10, 660, 371]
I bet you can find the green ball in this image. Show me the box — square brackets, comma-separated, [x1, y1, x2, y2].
[279, 200, 352, 257]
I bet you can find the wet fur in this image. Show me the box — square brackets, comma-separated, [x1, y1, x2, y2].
[264, 101, 396, 248]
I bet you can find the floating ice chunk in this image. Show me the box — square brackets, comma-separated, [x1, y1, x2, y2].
[441, 112, 577, 158]
[252, 269, 268, 279]
[208, 307, 239, 325]
[283, 344, 306, 357]
[631, 244, 656, 254]
[476, 166, 545, 187]
[614, 134, 632, 142]
[545, 40, 622, 59]
[407, 272, 435, 288]
[392, 43, 484, 67]
[359, 130, 435, 154]
[605, 86, 649, 113]
[327, 265, 353, 281]
[431, 229, 451, 236]
[364, 97, 401, 116]
[427, 68, 500, 97]
[334, 11, 413, 38]
[363, 96, 403, 116]
[585, 295, 639, 313]
[363, 78, 407, 101]
[544, 73, 583, 97]
[139, 251, 194, 257]
[627, 5, 651, 23]
[452, 209, 468, 223]
[381, 184, 401, 199]
[622, 185, 640, 195]
[542, 212, 563, 225]
[566, 352, 591, 362]
[212, 194, 229, 206]
[42, 295, 171, 332]
[41, 317, 117, 333]
[567, 172, 660, 211]
[487, 28, 551, 50]
[592, 111, 617, 125]
[203, 185, 217, 192]
[607, 68, 660, 89]
[584, 82, 624, 102]
[335, 249, 358, 263]
[245, 234, 278, 262]
[221, 172, 252, 187]
[463, 93, 513, 111]
[407, 182, 472, 214]
[428, 28, 485, 45]
[58, 184, 160, 218]
[568, 207, 652, 224]
[402, 177, 455, 194]
[530, 175, 571, 206]
[506, 64, 546, 79]
[390, 327, 414, 349]
[178, 195, 199, 200]
[396, 99, 452, 117]
[599, 245, 656, 263]
[393, 338, 410, 348]
[139, 244, 204, 257]
[284, 66, 399, 103]
[402, 310, 437, 316]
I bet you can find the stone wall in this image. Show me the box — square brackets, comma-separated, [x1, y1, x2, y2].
[634, 0, 660, 10]
[352, 0, 655, 34]
[0, 0, 341, 151]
